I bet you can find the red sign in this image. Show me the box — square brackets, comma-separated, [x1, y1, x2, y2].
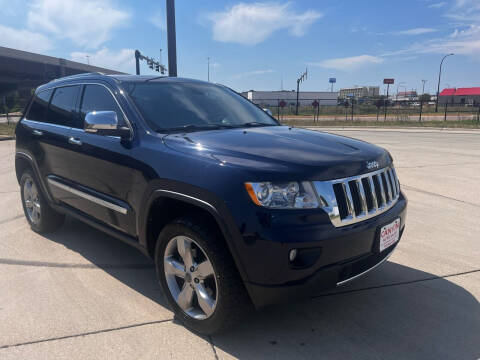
[312, 100, 319, 107]
[279, 100, 286, 108]
[383, 78, 394, 85]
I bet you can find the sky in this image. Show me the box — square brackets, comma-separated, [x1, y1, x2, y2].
[0, 0, 479, 94]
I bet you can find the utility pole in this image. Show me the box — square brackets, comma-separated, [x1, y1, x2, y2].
[207, 57, 210, 82]
[135, 50, 140, 75]
[435, 53, 454, 112]
[295, 68, 307, 115]
[384, 84, 390, 121]
[166, 0, 177, 77]
[86, 55, 90, 65]
[419, 79, 427, 122]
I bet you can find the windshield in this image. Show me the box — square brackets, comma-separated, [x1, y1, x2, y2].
[122, 81, 278, 132]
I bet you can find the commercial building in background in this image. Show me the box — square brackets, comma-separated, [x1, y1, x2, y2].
[339, 86, 379, 99]
[439, 87, 480, 105]
[244, 90, 338, 106]
[396, 91, 418, 102]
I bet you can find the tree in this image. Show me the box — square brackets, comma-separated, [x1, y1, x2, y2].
[419, 93, 431, 103]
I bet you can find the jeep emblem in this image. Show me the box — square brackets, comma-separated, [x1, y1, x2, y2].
[366, 161, 379, 170]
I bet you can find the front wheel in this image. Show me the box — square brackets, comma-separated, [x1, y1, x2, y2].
[155, 217, 251, 335]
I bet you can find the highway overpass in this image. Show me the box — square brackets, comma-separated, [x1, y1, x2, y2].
[0, 46, 126, 110]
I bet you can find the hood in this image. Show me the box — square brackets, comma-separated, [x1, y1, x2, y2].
[163, 126, 391, 180]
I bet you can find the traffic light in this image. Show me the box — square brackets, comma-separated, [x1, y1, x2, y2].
[155, 64, 160, 72]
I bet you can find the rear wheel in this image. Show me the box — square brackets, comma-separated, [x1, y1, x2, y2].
[20, 171, 65, 233]
[155, 217, 251, 334]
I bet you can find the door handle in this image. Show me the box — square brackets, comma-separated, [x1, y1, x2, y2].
[68, 137, 82, 146]
[32, 130, 43, 136]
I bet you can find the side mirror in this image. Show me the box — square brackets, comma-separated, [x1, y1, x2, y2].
[84, 111, 130, 139]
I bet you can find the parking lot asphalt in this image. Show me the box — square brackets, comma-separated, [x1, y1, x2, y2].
[0, 129, 479, 359]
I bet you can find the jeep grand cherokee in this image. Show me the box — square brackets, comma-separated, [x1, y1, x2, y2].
[15, 73, 407, 334]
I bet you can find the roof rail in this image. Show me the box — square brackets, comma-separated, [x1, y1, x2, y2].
[49, 72, 106, 83]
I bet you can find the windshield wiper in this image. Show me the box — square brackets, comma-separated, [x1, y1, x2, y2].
[236, 122, 276, 128]
[161, 124, 236, 133]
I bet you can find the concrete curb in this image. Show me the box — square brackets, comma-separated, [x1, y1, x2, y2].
[0, 136, 14, 141]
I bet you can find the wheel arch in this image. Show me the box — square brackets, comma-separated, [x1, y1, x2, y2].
[15, 152, 54, 204]
[141, 189, 249, 283]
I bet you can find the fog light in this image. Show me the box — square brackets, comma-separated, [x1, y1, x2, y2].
[289, 249, 298, 262]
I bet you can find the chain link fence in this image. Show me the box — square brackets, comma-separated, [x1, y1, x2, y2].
[258, 98, 480, 125]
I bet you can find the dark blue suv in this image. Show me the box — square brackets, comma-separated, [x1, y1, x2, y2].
[15, 73, 407, 334]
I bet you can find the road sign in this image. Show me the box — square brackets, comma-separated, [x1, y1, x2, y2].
[312, 100, 319, 107]
[329, 78, 336, 84]
[279, 100, 286, 108]
[384, 78, 394, 85]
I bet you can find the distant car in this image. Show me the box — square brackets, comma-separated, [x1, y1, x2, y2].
[16, 73, 407, 335]
[262, 108, 273, 116]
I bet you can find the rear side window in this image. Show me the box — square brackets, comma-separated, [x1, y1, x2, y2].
[27, 90, 52, 122]
[47, 86, 80, 127]
[80, 85, 126, 127]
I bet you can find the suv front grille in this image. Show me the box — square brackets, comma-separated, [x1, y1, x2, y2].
[313, 166, 400, 227]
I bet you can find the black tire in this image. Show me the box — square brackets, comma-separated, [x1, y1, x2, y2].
[20, 170, 65, 234]
[155, 216, 251, 335]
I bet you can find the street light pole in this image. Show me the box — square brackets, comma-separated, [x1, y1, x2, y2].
[166, 0, 177, 77]
[207, 57, 210, 82]
[419, 80, 427, 122]
[435, 53, 454, 112]
[295, 68, 307, 115]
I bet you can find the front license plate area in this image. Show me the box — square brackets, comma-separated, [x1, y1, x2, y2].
[379, 218, 400, 252]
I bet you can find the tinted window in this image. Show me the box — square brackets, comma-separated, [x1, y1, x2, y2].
[27, 90, 52, 122]
[80, 85, 125, 126]
[122, 82, 278, 132]
[47, 86, 80, 126]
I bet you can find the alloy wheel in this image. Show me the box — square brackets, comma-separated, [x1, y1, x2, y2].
[164, 235, 218, 320]
[23, 176, 41, 225]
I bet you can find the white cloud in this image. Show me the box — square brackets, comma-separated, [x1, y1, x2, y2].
[0, 24, 53, 53]
[309, 55, 384, 71]
[27, 0, 130, 48]
[206, 2, 322, 45]
[392, 28, 437, 35]
[70, 48, 135, 74]
[428, 2, 446, 8]
[232, 69, 275, 79]
[150, 10, 166, 31]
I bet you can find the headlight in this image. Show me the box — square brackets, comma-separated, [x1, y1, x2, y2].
[245, 182, 319, 209]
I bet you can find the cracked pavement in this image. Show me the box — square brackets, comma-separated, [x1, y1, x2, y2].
[0, 129, 479, 359]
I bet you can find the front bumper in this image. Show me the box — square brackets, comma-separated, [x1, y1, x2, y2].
[236, 192, 407, 308]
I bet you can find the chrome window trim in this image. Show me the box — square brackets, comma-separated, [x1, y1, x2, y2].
[47, 178, 128, 215]
[28, 82, 134, 140]
[336, 251, 393, 286]
[78, 82, 134, 140]
[313, 166, 400, 227]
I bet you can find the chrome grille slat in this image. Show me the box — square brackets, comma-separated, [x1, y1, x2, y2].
[356, 179, 368, 216]
[384, 172, 393, 203]
[392, 167, 400, 195]
[376, 174, 386, 207]
[368, 176, 378, 211]
[342, 182, 355, 219]
[388, 169, 397, 198]
[313, 166, 401, 228]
